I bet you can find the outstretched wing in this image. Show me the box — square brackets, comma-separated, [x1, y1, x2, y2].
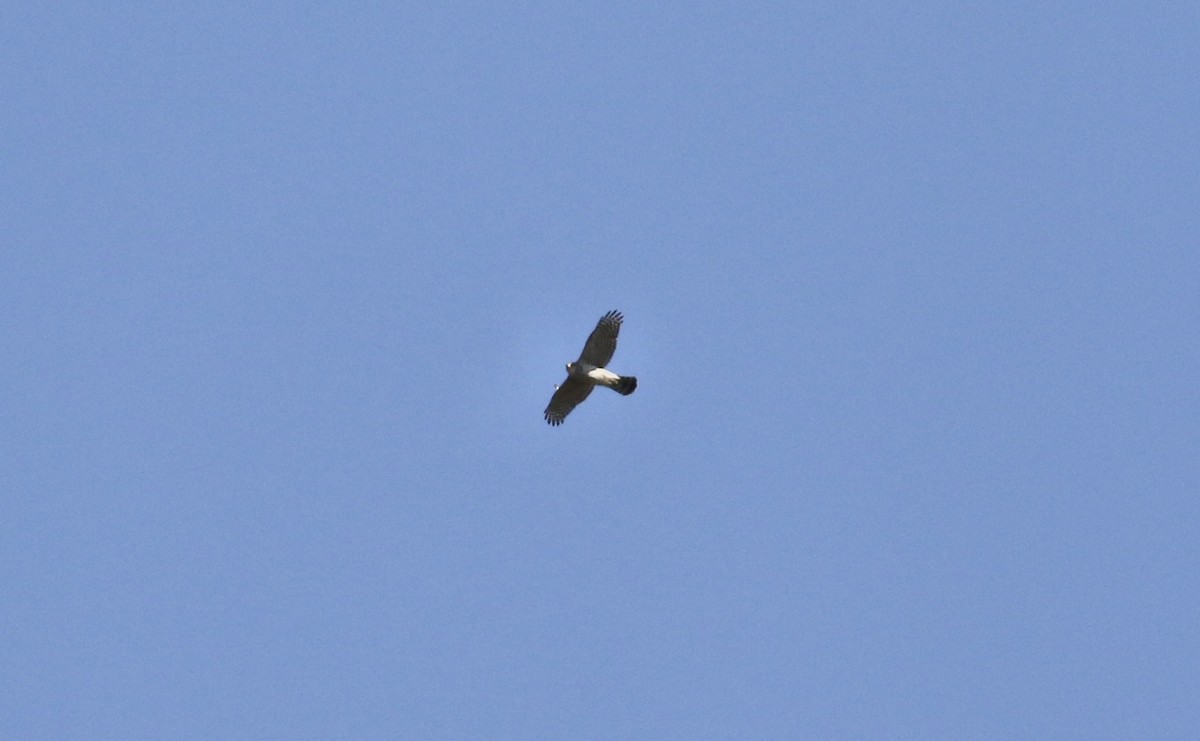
[544, 377, 593, 426]
[578, 310, 623, 367]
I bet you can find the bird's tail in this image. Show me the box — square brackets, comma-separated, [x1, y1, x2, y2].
[615, 376, 637, 395]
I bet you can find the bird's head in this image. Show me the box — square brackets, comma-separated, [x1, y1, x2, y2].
[565, 362, 575, 373]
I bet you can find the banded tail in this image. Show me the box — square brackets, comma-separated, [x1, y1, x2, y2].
[615, 376, 637, 395]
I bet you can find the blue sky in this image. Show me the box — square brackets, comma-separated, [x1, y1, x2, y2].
[3, 3, 1197, 738]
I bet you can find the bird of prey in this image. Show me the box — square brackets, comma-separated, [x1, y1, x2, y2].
[544, 310, 638, 426]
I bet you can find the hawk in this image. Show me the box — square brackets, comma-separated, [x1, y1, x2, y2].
[544, 310, 638, 426]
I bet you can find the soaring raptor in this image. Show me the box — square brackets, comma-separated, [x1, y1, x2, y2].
[544, 310, 638, 426]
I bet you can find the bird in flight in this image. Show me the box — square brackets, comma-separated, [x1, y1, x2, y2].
[544, 310, 638, 426]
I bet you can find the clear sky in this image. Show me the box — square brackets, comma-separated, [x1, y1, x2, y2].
[3, 3, 1197, 738]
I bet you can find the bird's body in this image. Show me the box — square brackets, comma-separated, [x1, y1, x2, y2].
[545, 311, 637, 425]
